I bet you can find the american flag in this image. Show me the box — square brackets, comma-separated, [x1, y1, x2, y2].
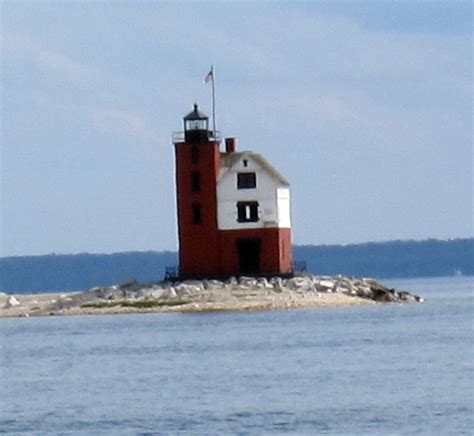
[204, 68, 213, 83]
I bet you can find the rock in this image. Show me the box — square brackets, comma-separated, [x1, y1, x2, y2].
[176, 283, 200, 296]
[136, 287, 153, 299]
[236, 284, 252, 291]
[286, 277, 300, 289]
[238, 277, 258, 287]
[256, 278, 272, 289]
[104, 288, 123, 300]
[335, 277, 352, 289]
[398, 291, 415, 302]
[182, 280, 205, 291]
[124, 290, 138, 300]
[17, 274, 422, 316]
[149, 288, 165, 299]
[204, 279, 225, 290]
[226, 276, 238, 286]
[319, 280, 335, 290]
[162, 287, 177, 299]
[398, 291, 424, 303]
[160, 281, 174, 290]
[372, 288, 398, 302]
[286, 277, 312, 291]
[118, 279, 139, 291]
[272, 277, 284, 293]
[355, 285, 373, 298]
[4, 295, 21, 308]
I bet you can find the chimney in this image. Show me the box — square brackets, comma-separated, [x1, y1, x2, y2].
[225, 137, 236, 153]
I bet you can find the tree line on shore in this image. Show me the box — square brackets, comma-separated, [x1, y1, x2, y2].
[0, 238, 472, 292]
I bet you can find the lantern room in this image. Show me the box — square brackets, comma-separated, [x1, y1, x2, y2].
[184, 103, 209, 143]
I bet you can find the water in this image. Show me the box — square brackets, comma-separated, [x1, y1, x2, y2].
[1, 276, 472, 435]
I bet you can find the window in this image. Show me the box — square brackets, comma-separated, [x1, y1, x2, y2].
[186, 119, 207, 131]
[237, 202, 259, 222]
[191, 172, 201, 192]
[243, 159, 248, 167]
[191, 146, 199, 164]
[192, 203, 202, 224]
[237, 172, 256, 189]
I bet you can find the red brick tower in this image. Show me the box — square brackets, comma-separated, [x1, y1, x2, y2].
[173, 104, 221, 278]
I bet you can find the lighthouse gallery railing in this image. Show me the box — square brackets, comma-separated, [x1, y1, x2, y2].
[172, 130, 221, 143]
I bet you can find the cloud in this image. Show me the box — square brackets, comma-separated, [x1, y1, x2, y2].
[301, 95, 358, 123]
[200, 7, 469, 92]
[92, 108, 156, 143]
[2, 32, 100, 84]
[37, 49, 99, 83]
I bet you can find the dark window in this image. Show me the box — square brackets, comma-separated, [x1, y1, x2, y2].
[191, 172, 201, 192]
[191, 146, 199, 163]
[192, 203, 202, 224]
[237, 202, 259, 222]
[237, 172, 256, 189]
[243, 159, 248, 167]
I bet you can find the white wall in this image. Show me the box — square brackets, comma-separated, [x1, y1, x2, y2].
[217, 154, 291, 230]
[277, 187, 291, 228]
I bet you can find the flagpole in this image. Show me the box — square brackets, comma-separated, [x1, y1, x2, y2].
[211, 65, 216, 133]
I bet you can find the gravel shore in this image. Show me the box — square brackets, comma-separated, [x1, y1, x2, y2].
[0, 275, 422, 318]
[0, 290, 373, 318]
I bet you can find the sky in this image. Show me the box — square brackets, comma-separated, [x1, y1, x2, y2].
[1, 1, 472, 257]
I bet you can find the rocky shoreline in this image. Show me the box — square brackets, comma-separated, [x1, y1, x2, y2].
[0, 274, 423, 318]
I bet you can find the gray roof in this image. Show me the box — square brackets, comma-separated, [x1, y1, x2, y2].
[220, 151, 289, 186]
[183, 103, 208, 120]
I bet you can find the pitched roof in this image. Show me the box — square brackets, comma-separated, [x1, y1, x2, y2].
[220, 151, 289, 186]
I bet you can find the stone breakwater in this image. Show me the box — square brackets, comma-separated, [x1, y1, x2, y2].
[0, 275, 423, 318]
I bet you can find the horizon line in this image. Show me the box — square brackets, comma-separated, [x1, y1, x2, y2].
[1, 237, 472, 259]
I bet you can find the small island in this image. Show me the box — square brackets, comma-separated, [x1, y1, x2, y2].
[0, 274, 423, 318]
[0, 102, 428, 320]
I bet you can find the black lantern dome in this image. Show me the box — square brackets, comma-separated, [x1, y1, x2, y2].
[183, 104, 209, 143]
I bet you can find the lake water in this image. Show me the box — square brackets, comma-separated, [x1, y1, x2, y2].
[1, 276, 473, 435]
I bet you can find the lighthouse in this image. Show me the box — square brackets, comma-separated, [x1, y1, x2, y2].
[172, 104, 292, 279]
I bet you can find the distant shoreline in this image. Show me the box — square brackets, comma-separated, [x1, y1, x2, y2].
[1, 238, 472, 293]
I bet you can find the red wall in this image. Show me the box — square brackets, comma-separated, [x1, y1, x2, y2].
[175, 139, 293, 279]
[218, 227, 292, 277]
[175, 140, 221, 278]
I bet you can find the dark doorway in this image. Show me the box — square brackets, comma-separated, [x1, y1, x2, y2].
[237, 238, 261, 274]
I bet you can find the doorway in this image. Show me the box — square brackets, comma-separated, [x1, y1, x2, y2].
[237, 238, 261, 274]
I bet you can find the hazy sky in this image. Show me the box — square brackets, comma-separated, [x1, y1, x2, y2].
[1, 1, 472, 257]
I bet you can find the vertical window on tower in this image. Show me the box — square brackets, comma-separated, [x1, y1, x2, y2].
[191, 146, 199, 164]
[191, 172, 201, 192]
[192, 203, 202, 224]
[237, 202, 259, 222]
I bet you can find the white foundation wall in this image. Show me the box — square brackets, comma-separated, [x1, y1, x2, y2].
[217, 155, 290, 230]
